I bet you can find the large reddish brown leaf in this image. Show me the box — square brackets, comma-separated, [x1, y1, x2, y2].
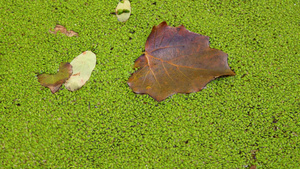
[128, 21, 235, 101]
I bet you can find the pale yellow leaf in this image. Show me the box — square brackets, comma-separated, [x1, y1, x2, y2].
[64, 51, 96, 91]
[115, 0, 131, 22]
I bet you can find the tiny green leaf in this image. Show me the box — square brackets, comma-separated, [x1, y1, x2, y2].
[117, 9, 130, 15]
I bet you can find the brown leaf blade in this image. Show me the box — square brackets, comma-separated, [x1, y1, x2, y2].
[38, 62, 73, 93]
[49, 25, 78, 37]
[128, 21, 235, 101]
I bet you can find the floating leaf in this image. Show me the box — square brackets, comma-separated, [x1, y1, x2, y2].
[115, 0, 131, 22]
[38, 62, 73, 93]
[49, 25, 78, 37]
[128, 21, 236, 101]
[64, 51, 96, 91]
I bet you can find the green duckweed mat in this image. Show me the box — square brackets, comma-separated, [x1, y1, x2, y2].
[0, 0, 299, 168]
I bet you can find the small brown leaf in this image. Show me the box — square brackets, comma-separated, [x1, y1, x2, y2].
[128, 21, 236, 101]
[49, 25, 78, 37]
[38, 62, 73, 93]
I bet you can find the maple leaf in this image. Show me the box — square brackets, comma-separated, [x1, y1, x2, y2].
[128, 21, 236, 101]
[49, 25, 78, 37]
[38, 62, 73, 93]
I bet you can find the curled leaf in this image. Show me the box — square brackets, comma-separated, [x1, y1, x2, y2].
[115, 0, 131, 22]
[38, 62, 73, 93]
[64, 51, 96, 91]
[128, 21, 236, 101]
[49, 25, 78, 37]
